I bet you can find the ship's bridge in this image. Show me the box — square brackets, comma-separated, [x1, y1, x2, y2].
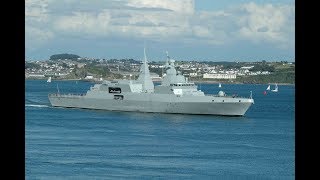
[155, 81, 204, 96]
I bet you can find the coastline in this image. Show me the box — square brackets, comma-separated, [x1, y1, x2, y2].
[25, 78, 295, 85]
[190, 80, 294, 85]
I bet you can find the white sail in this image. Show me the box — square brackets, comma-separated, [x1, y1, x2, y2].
[47, 77, 51, 83]
[271, 84, 278, 92]
[266, 85, 270, 90]
[219, 83, 222, 88]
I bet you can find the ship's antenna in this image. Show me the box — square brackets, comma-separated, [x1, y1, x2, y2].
[165, 51, 169, 67]
[144, 47, 147, 63]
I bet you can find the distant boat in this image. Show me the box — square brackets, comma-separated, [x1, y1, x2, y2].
[271, 84, 278, 92]
[266, 85, 270, 91]
[218, 83, 222, 88]
[47, 77, 52, 83]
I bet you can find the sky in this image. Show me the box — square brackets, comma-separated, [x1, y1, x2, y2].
[25, 0, 295, 62]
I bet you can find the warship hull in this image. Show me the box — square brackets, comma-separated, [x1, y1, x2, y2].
[49, 93, 253, 116]
[48, 49, 254, 116]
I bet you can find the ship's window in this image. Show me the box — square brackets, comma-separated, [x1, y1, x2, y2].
[239, 100, 241, 102]
[114, 95, 123, 100]
[222, 100, 224, 102]
[212, 100, 214, 102]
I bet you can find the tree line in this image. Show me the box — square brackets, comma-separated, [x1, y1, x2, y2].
[50, 53, 81, 60]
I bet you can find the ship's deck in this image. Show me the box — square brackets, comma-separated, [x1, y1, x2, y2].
[48, 93, 86, 97]
[49, 93, 251, 100]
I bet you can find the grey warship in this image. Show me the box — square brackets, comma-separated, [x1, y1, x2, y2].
[48, 49, 254, 116]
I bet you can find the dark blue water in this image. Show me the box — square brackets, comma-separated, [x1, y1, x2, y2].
[26, 80, 295, 179]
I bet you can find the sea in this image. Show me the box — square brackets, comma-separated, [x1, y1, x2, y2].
[26, 80, 295, 179]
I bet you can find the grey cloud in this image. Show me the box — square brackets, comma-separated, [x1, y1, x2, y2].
[110, 13, 132, 19]
[132, 21, 156, 27]
[110, 20, 130, 26]
[124, 7, 173, 12]
[26, 0, 294, 51]
[257, 26, 269, 32]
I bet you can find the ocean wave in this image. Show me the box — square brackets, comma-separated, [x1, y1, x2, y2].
[25, 98, 47, 104]
[25, 104, 49, 108]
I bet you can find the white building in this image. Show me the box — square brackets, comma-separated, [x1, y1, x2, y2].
[203, 73, 236, 79]
[189, 73, 198, 77]
[85, 75, 94, 79]
[25, 74, 45, 78]
[240, 66, 254, 69]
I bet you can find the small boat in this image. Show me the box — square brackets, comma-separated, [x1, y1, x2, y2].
[218, 83, 222, 88]
[47, 77, 52, 83]
[266, 85, 270, 91]
[271, 84, 278, 92]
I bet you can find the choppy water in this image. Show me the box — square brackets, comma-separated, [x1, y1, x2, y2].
[26, 80, 295, 179]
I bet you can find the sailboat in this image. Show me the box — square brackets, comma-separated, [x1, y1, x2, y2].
[266, 85, 270, 91]
[218, 83, 222, 88]
[271, 84, 278, 92]
[47, 77, 52, 83]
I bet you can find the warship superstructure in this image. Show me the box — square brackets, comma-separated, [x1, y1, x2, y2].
[49, 49, 254, 116]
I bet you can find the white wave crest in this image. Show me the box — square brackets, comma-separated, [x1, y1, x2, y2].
[25, 104, 49, 108]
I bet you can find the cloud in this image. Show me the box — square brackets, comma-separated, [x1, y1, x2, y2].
[126, 0, 194, 14]
[25, 0, 295, 51]
[257, 26, 269, 32]
[235, 2, 295, 47]
[53, 11, 112, 37]
[25, 0, 50, 22]
[25, 25, 54, 51]
[25, 0, 55, 50]
[52, 1, 193, 40]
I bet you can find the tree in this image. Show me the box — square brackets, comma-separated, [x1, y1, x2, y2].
[25, 62, 40, 69]
[50, 53, 80, 60]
